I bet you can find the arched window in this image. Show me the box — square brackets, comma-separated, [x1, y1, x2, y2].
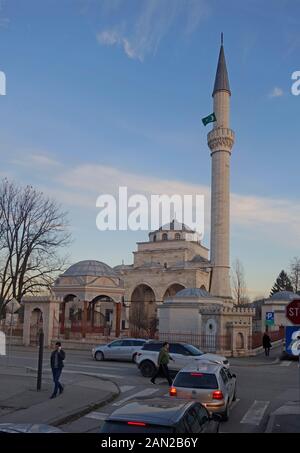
[162, 233, 168, 241]
[175, 233, 181, 240]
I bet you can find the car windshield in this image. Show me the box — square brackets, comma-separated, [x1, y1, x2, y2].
[101, 421, 174, 433]
[183, 344, 204, 356]
[174, 372, 218, 389]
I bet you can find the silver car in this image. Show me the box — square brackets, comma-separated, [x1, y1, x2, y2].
[92, 338, 147, 362]
[169, 361, 237, 421]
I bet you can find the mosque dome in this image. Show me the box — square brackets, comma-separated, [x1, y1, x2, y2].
[62, 260, 118, 278]
[270, 291, 300, 301]
[175, 288, 213, 298]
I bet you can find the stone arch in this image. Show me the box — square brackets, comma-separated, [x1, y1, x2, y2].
[130, 284, 157, 337]
[163, 283, 186, 301]
[60, 293, 78, 334]
[162, 233, 168, 241]
[88, 294, 115, 333]
[236, 332, 244, 349]
[30, 307, 43, 345]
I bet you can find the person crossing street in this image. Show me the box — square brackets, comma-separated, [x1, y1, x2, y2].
[150, 342, 174, 386]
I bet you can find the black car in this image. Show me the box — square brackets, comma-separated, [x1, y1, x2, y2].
[101, 398, 221, 433]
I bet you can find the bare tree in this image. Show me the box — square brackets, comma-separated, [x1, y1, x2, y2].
[289, 257, 300, 294]
[231, 258, 248, 305]
[0, 179, 71, 315]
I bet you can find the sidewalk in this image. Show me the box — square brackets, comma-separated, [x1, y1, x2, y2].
[0, 366, 119, 428]
[230, 344, 282, 367]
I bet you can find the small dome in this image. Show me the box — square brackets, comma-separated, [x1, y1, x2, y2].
[270, 291, 300, 301]
[62, 260, 118, 278]
[175, 288, 213, 298]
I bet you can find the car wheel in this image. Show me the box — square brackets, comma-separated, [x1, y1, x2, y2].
[222, 404, 229, 422]
[95, 351, 104, 361]
[140, 360, 156, 378]
[233, 386, 237, 401]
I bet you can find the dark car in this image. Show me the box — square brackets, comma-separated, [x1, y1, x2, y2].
[101, 397, 221, 433]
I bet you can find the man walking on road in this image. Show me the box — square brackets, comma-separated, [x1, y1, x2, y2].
[262, 332, 272, 357]
[50, 341, 65, 399]
[151, 342, 174, 386]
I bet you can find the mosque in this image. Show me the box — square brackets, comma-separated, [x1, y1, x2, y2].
[22, 38, 256, 356]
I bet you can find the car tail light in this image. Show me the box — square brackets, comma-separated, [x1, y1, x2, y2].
[169, 387, 177, 396]
[127, 421, 146, 427]
[212, 390, 224, 400]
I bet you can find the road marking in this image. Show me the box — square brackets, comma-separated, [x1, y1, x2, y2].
[113, 388, 159, 407]
[84, 411, 108, 421]
[120, 385, 135, 393]
[280, 361, 292, 366]
[240, 400, 269, 425]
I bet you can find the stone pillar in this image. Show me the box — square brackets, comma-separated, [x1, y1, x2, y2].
[115, 302, 121, 338]
[82, 301, 88, 339]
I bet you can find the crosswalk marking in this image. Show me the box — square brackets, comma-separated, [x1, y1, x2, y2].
[240, 400, 269, 425]
[113, 388, 159, 407]
[120, 385, 135, 393]
[84, 411, 108, 421]
[280, 361, 292, 366]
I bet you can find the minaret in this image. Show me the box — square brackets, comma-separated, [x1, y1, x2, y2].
[208, 34, 235, 299]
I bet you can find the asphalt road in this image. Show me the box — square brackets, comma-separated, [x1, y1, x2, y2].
[1, 346, 299, 433]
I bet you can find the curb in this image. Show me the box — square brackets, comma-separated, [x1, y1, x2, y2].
[23, 367, 121, 427]
[265, 414, 276, 433]
[231, 357, 280, 368]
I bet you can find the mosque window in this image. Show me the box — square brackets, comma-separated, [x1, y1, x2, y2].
[175, 233, 181, 240]
[162, 233, 168, 241]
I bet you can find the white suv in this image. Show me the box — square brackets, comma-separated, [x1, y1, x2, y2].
[136, 342, 229, 377]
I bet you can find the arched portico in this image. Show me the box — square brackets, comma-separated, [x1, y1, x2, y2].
[163, 283, 186, 301]
[130, 284, 157, 337]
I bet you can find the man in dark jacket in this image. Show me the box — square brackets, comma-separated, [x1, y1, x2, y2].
[262, 332, 272, 356]
[150, 342, 174, 386]
[50, 341, 66, 399]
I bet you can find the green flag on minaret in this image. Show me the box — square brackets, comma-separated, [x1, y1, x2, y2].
[202, 113, 217, 126]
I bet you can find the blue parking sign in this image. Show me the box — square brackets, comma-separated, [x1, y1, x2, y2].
[266, 312, 274, 326]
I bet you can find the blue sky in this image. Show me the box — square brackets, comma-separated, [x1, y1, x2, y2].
[0, 0, 300, 299]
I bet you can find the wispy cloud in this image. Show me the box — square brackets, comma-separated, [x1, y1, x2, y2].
[6, 154, 300, 246]
[269, 87, 284, 98]
[96, 0, 209, 61]
[11, 152, 62, 169]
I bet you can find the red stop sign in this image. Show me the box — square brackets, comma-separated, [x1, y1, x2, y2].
[286, 299, 300, 324]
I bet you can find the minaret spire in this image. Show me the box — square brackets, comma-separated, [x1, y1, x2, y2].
[212, 35, 231, 97]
